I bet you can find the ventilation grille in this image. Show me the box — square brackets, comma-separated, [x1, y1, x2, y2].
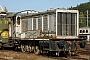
[38, 16, 42, 30]
[43, 15, 48, 32]
[57, 12, 77, 36]
[33, 18, 36, 30]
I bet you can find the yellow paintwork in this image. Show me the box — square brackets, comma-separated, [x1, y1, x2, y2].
[0, 30, 2, 33]
[1, 31, 8, 38]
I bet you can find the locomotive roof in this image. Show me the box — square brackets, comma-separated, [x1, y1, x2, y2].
[21, 10, 56, 19]
[7, 10, 38, 18]
[21, 9, 78, 19]
[7, 9, 78, 18]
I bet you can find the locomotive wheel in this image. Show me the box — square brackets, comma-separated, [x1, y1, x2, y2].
[25, 45, 29, 52]
[28, 45, 32, 52]
[21, 44, 26, 52]
[56, 52, 60, 56]
[31, 46, 35, 52]
[34, 46, 40, 55]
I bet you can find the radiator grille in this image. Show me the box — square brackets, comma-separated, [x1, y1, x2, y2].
[57, 12, 77, 36]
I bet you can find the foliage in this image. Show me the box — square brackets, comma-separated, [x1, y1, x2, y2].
[4, 6, 8, 12]
[69, 2, 90, 27]
[79, 12, 87, 27]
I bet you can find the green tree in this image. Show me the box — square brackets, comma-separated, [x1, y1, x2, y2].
[79, 12, 87, 27]
[4, 6, 8, 12]
[69, 2, 90, 27]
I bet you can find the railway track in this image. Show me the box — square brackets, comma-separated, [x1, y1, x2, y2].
[41, 53, 90, 60]
[0, 49, 89, 60]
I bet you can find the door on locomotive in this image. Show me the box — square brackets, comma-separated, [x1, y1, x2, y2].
[11, 16, 21, 38]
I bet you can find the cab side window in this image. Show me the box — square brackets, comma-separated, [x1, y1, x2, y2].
[86, 30, 88, 33]
[17, 17, 20, 25]
[80, 30, 82, 33]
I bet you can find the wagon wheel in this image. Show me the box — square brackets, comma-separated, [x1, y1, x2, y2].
[21, 44, 26, 52]
[34, 46, 41, 55]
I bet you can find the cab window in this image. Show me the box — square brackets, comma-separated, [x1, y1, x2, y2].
[80, 30, 82, 33]
[86, 30, 88, 33]
[17, 17, 20, 25]
[83, 30, 85, 33]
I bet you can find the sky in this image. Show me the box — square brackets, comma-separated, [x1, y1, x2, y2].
[0, 0, 89, 12]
